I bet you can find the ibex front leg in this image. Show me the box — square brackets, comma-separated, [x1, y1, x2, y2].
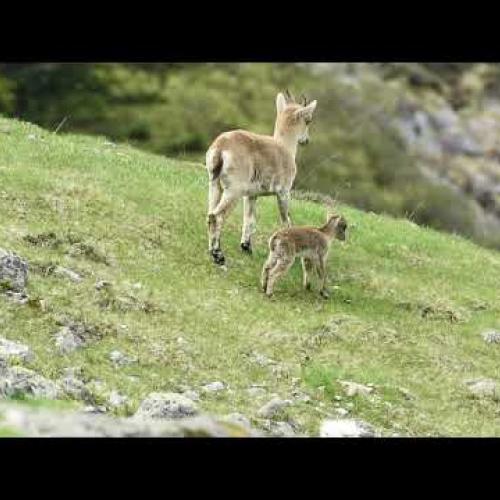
[277, 190, 292, 227]
[241, 196, 257, 254]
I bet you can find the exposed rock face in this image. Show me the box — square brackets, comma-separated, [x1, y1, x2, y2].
[0, 248, 28, 292]
[54, 322, 102, 355]
[0, 403, 260, 437]
[0, 365, 61, 400]
[0, 337, 34, 363]
[134, 392, 199, 420]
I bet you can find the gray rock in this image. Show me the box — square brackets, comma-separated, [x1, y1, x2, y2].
[248, 352, 276, 367]
[109, 350, 136, 366]
[429, 106, 460, 130]
[134, 392, 199, 420]
[269, 421, 297, 437]
[59, 375, 91, 401]
[201, 381, 226, 393]
[54, 323, 100, 354]
[398, 387, 416, 400]
[0, 366, 61, 400]
[0, 248, 28, 292]
[182, 390, 200, 402]
[53, 266, 82, 283]
[223, 413, 251, 429]
[481, 330, 500, 344]
[95, 280, 111, 291]
[3, 290, 29, 305]
[55, 327, 85, 354]
[246, 387, 267, 397]
[334, 407, 350, 417]
[292, 390, 312, 403]
[340, 380, 374, 397]
[0, 337, 34, 363]
[0, 402, 260, 437]
[257, 398, 293, 419]
[320, 419, 376, 437]
[82, 405, 108, 415]
[108, 391, 128, 408]
[465, 378, 500, 400]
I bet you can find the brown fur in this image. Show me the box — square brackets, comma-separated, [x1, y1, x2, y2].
[261, 213, 347, 298]
[206, 91, 317, 266]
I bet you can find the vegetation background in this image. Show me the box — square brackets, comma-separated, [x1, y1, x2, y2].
[2, 62, 500, 250]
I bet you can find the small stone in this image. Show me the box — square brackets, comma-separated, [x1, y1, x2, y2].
[257, 398, 293, 419]
[320, 419, 376, 437]
[340, 380, 374, 397]
[249, 352, 276, 367]
[82, 405, 107, 414]
[223, 413, 251, 429]
[182, 390, 200, 402]
[109, 350, 136, 366]
[59, 376, 91, 401]
[481, 330, 500, 344]
[0, 248, 28, 292]
[0, 337, 34, 363]
[134, 392, 199, 420]
[3, 291, 29, 305]
[201, 381, 226, 393]
[0, 366, 61, 400]
[246, 387, 267, 397]
[53, 266, 82, 283]
[398, 387, 415, 400]
[269, 421, 297, 437]
[95, 280, 111, 291]
[335, 407, 349, 417]
[108, 391, 128, 408]
[292, 391, 312, 403]
[465, 378, 500, 400]
[54, 327, 85, 354]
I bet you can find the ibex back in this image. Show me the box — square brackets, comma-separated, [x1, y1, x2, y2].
[206, 90, 318, 266]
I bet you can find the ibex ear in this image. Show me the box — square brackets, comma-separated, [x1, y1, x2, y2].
[294, 100, 317, 121]
[276, 93, 287, 114]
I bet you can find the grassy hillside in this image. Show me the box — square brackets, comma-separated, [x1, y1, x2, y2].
[1, 116, 500, 436]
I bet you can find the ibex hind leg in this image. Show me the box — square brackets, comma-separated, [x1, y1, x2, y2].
[208, 192, 239, 266]
[207, 179, 223, 253]
[265, 257, 294, 297]
[241, 196, 257, 255]
[261, 252, 278, 292]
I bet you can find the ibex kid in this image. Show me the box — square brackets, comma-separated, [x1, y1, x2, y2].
[206, 90, 318, 266]
[261, 208, 348, 298]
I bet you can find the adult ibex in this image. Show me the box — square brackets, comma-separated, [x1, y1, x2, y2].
[206, 90, 318, 266]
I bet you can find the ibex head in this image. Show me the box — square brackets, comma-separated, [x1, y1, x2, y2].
[275, 89, 318, 146]
[324, 196, 347, 241]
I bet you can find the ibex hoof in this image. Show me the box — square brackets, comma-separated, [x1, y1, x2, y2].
[211, 249, 225, 266]
[240, 242, 252, 255]
[320, 289, 330, 299]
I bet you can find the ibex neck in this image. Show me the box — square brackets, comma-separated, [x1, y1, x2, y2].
[273, 131, 298, 160]
[319, 225, 336, 240]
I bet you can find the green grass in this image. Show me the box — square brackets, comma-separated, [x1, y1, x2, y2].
[1, 115, 500, 436]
